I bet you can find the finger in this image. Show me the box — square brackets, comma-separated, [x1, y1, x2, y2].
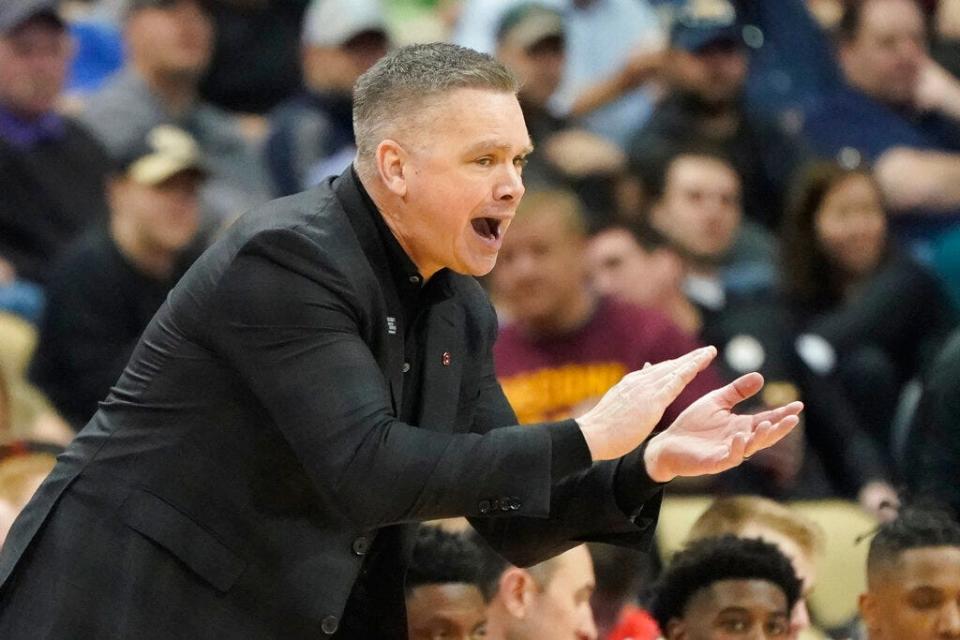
[749, 401, 805, 429]
[710, 372, 764, 408]
[744, 415, 800, 458]
[655, 357, 707, 404]
[648, 346, 717, 384]
[727, 430, 748, 464]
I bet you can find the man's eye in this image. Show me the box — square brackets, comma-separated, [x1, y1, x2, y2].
[476, 157, 493, 166]
[515, 156, 529, 168]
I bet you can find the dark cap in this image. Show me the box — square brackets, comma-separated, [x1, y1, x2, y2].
[671, 0, 742, 53]
[0, 0, 63, 35]
[497, 3, 564, 51]
[115, 125, 208, 186]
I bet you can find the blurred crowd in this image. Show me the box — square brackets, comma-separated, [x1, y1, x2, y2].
[2, 0, 960, 637]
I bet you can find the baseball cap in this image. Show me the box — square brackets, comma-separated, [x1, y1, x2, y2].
[670, 0, 743, 53]
[0, 0, 63, 36]
[115, 125, 208, 186]
[496, 3, 564, 51]
[301, 0, 387, 47]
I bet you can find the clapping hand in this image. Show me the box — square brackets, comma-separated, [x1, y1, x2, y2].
[642, 372, 803, 483]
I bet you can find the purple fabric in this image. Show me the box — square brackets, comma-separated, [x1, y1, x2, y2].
[0, 105, 65, 150]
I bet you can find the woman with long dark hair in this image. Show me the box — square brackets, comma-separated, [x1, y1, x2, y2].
[781, 160, 956, 458]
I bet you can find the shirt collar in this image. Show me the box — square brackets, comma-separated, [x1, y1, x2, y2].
[0, 105, 66, 150]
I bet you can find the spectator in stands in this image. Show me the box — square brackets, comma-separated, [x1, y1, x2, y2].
[79, 0, 268, 222]
[405, 526, 490, 640]
[477, 537, 599, 640]
[455, 0, 666, 146]
[628, 0, 805, 231]
[586, 220, 700, 336]
[0, 0, 111, 286]
[647, 151, 896, 512]
[802, 0, 960, 255]
[686, 496, 826, 638]
[589, 543, 660, 640]
[902, 328, 960, 518]
[29, 125, 205, 429]
[651, 535, 801, 640]
[493, 2, 637, 220]
[859, 507, 960, 640]
[490, 187, 721, 425]
[781, 160, 956, 456]
[265, 0, 389, 196]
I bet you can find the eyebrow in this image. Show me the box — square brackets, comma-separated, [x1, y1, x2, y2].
[464, 140, 535, 157]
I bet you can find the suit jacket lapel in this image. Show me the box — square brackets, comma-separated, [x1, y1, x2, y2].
[417, 299, 464, 432]
[334, 170, 405, 415]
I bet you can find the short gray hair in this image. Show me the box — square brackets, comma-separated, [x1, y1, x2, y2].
[352, 42, 518, 173]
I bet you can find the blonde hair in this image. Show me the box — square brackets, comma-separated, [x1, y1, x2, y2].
[687, 496, 825, 557]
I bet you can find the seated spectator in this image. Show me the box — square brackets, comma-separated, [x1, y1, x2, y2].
[647, 151, 895, 511]
[79, 0, 269, 222]
[454, 0, 666, 146]
[585, 220, 699, 336]
[802, 0, 960, 256]
[781, 160, 956, 455]
[651, 535, 802, 640]
[902, 328, 960, 517]
[628, 0, 806, 231]
[476, 538, 599, 640]
[490, 188, 721, 425]
[29, 125, 206, 429]
[859, 507, 960, 640]
[686, 496, 826, 638]
[405, 526, 490, 640]
[0, 0, 111, 285]
[265, 0, 388, 196]
[494, 2, 638, 218]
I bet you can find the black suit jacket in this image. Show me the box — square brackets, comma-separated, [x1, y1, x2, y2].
[0, 170, 661, 639]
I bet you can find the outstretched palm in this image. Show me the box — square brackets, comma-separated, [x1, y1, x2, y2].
[644, 372, 803, 483]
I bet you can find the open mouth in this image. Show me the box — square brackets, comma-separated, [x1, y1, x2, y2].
[471, 217, 502, 241]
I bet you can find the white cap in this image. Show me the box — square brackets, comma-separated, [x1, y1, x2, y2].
[302, 0, 387, 47]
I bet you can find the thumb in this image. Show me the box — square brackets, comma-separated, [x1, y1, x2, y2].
[712, 372, 764, 409]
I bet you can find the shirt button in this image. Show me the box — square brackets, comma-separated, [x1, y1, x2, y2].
[509, 498, 522, 511]
[321, 615, 339, 635]
[408, 275, 421, 285]
[499, 498, 512, 513]
[478, 500, 491, 515]
[352, 536, 370, 556]
[401, 362, 411, 373]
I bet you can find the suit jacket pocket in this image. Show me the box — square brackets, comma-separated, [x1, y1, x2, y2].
[120, 488, 246, 593]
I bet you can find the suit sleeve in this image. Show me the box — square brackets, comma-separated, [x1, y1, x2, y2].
[467, 303, 663, 568]
[203, 229, 597, 530]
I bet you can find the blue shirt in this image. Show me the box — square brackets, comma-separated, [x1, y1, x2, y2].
[0, 105, 65, 151]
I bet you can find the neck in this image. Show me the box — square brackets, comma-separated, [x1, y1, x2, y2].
[520, 288, 596, 338]
[134, 61, 199, 117]
[360, 170, 438, 281]
[111, 215, 177, 280]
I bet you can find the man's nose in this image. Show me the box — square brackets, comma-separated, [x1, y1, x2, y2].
[494, 163, 525, 202]
[577, 608, 598, 640]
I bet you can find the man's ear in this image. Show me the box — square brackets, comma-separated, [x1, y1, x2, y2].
[499, 567, 537, 619]
[376, 139, 407, 197]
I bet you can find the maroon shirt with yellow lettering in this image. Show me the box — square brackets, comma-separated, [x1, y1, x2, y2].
[494, 297, 722, 426]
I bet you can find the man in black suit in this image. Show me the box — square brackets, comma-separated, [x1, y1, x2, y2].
[0, 43, 801, 639]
